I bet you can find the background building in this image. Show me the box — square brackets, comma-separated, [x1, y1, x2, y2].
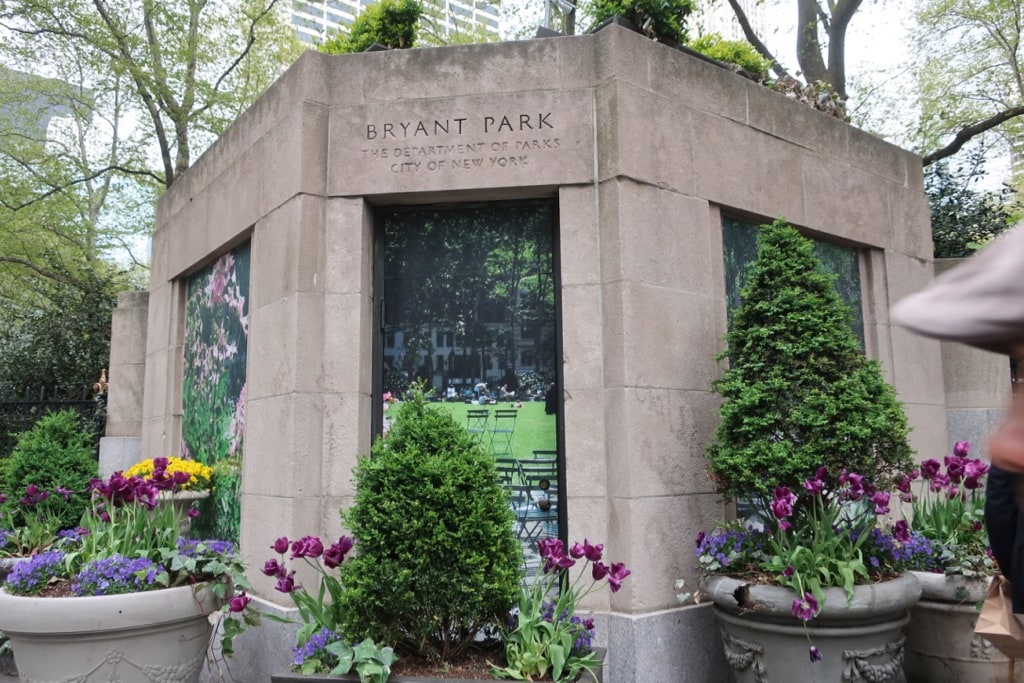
[290, 0, 499, 44]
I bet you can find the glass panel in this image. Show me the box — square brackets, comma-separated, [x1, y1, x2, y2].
[381, 204, 560, 577]
[721, 216, 864, 348]
[721, 218, 864, 523]
[182, 241, 250, 544]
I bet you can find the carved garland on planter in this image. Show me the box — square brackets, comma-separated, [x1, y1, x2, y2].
[841, 635, 905, 683]
[21, 649, 205, 683]
[969, 633, 997, 661]
[720, 629, 769, 683]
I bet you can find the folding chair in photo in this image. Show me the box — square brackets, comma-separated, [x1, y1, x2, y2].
[515, 459, 559, 552]
[466, 408, 490, 443]
[489, 409, 518, 456]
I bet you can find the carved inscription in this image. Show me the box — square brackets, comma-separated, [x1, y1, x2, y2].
[360, 112, 561, 174]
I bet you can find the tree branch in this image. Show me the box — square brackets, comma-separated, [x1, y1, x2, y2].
[824, 0, 862, 100]
[724, 0, 792, 80]
[922, 104, 1024, 166]
[0, 165, 164, 211]
[92, 0, 177, 187]
[207, 0, 282, 97]
[796, 0, 827, 84]
[0, 256, 79, 288]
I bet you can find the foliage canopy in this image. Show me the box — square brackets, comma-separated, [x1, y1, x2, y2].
[320, 0, 423, 54]
[585, 0, 694, 44]
[687, 33, 773, 76]
[926, 151, 1015, 258]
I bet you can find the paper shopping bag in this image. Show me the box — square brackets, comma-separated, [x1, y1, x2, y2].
[974, 575, 1024, 658]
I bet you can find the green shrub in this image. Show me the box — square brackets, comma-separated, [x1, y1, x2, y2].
[585, 0, 694, 45]
[707, 220, 914, 504]
[2, 409, 98, 529]
[337, 386, 520, 662]
[687, 33, 772, 76]
[319, 0, 422, 54]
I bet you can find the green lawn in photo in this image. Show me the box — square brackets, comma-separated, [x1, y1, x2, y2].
[437, 400, 556, 462]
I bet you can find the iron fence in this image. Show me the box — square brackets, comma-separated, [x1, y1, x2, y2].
[0, 385, 106, 459]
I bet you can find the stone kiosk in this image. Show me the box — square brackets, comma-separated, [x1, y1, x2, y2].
[104, 23, 958, 681]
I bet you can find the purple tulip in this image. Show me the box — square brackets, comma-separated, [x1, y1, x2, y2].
[290, 535, 324, 559]
[870, 491, 890, 515]
[965, 459, 989, 480]
[582, 539, 604, 562]
[892, 519, 910, 543]
[607, 562, 631, 592]
[809, 646, 822, 662]
[920, 459, 941, 480]
[261, 559, 284, 577]
[945, 458, 965, 483]
[229, 591, 251, 613]
[771, 487, 796, 520]
[538, 538, 575, 572]
[953, 441, 971, 457]
[839, 471, 865, 500]
[272, 536, 290, 554]
[323, 536, 356, 569]
[334, 536, 355, 556]
[791, 593, 818, 621]
[803, 477, 824, 496]
[929, 473, 950, 493]
[275, 571, 296, 593]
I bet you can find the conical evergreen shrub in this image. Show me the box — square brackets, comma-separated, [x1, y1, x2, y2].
[336, 385, 520, 662]
[707, 219, 914, 503]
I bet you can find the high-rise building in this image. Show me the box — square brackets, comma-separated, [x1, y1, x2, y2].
[290, 0, 500, 45]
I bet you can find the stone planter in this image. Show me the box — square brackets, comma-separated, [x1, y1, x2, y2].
[0, 557, 24, 584]
[903, 571, 1024, 682]
[703, 574, 922, 682]
[156, 489, 209, 534]
[0, 557, 24, 677]
[0, 583, 221, 682]
[270, 647, 605, 683]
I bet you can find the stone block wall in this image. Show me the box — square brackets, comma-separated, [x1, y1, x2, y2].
[107, 24, 955, 681]
[934, 259, 1012, 457]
